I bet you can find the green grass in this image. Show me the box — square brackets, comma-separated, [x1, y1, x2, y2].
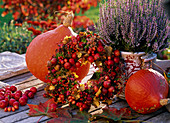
[75, 3, 100, 24]
[0, 1, 13, 27]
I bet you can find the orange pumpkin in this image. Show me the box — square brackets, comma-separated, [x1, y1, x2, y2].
[26, 12, 90, 82]
[125, 69, 169, 114]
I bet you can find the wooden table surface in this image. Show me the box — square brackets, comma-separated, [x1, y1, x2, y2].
[0, 64, 170, 123]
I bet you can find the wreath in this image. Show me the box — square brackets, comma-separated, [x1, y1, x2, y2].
[44, 31, 126, 111]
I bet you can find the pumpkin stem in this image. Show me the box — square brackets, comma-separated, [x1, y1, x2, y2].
[63, 11, 74, 27]
[160, 98, 170, 106]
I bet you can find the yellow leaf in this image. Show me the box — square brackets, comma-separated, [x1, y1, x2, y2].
[95, 86, 102, 97]
[79, 84, 85, 91]
[77, 52, 82, 58]
[72, 72, 79, 78]
[49, 85, 55, 91]
[93, 97, 100, 107]
[105, 99, 112, 105]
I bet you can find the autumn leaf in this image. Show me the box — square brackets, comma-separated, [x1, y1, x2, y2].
[47, 111, 90, 123]
[93, 107, 137, 121]
[27, 98, 58, 118]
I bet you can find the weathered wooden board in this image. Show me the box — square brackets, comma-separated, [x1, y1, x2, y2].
[0, 52, 29, 80]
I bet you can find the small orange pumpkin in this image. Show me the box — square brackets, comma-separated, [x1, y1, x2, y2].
[125, 69, 169, 114]
[26, 12, 90, 82]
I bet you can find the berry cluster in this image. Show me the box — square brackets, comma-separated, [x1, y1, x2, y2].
[0, 86, 37, 112]
[44, 31, 125, 111]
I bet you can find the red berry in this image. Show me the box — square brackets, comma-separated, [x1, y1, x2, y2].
[28, 92, 34, 99]
[0, 92, 4, 96]
[108, 86, 115, 93]
[4, 107, 8, 112]
[49, 103, 57, 112]
[114, 57, 120, 63]
[51, 58, 57, 64]
[69, 58, 75, 65]
[52, 78, 57, 85]
[94, 86, 99, 92]
[71, 100, 76, 105]
[103, 81, 111, 88]
[0, 100, 8, 109]
[24, 90, 30, 96]
[14, 92, 21, 100]
[5, 87, 11, 91]
[79, 107, 84, 111]
[78, 42, 84, 48]
[12, 107, 15, 112]
[43, 93, 48, 98]
[102, 88, 108, 95]
[107, 60, 114, 66]
[19, 97, 27, 106]
[88, 56, 94, 63]
[94, 53, 100, 60]
[10, 86, 17, 92]
[13, 101, 19, 110]
[0, 95, 5, 101]
[72, 53, 77, 59]
[64, 62, 71, 69]
[22, 94, 28, 101]
[114, 50, 120, 56]
[97, 45, 104, 52]
[105, 76, 110, 80]
[30, 87, 37, 94]
[11, 93, 15, 98]
[15, 90, 22, 97]
[82, 104, 87, 109]
[9, 98, 16, 106]
[8, 107, 12, 112]
[75, 62, 81, 68]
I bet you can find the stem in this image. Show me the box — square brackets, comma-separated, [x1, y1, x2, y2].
[160, 98, 170, 106]
[63, 11, 74, 27]
[37, 115, 44, 123]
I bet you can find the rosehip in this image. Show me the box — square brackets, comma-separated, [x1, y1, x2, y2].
[30, 87, 37, 94]
[114, 57, 120, 63]
[15, 90, 22, 97]
[52, 78, 57, 85]
[9, 98, 16, 106]
[12, 107, 15, 112]
[107, 60, 114, 66]
[102, 88, 108, 95]
[78, 42, 84, 48]
[97, 45, 104, 52]
[24, 90, 30, 96]
[4, 107, 8, 112]
[14, 92, 21, 100]
[22, 94, 28, 101]
[64, 62, 71, 69]
[13, 101, 19, 110]
[72, 53, 77, 59]
[108, 86, 115, 93]
[10, 86, 17, 92]
[88, 56, 94, 63]
[103, 81, 111, 88]
[49, 103, 58, 112]
[114, 50, 120, 56]
[19, 97, 27, 106]
[0, 100, 8, 108]
[0, 95, 5, 101]
[8, 107, 12, 112]
[69, 58, 75, 65]
[75, 62, 81, 68]
[28, 92, 34, 99]
[94, 53, 100, 60]
[51, 58, 57, 64]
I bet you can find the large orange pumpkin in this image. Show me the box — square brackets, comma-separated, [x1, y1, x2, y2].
[26, 12, 90, 82]
[125, 69, 169, 114]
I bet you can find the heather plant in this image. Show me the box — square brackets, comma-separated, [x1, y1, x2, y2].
[97, 0, 169, 53]
[0, 20, 35, 54]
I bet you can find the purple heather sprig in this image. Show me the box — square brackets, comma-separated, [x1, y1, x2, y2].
[97, 0, 169, 53]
